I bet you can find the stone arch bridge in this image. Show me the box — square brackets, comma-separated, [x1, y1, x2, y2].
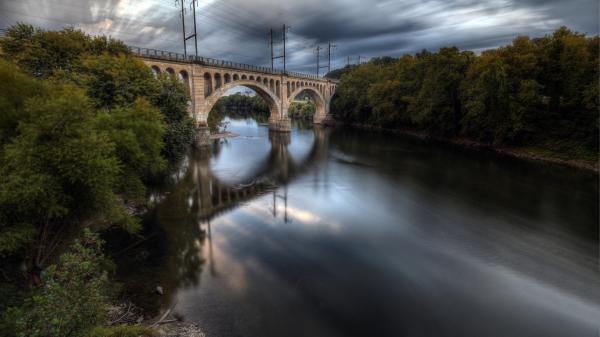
[132, 47, 338, 138]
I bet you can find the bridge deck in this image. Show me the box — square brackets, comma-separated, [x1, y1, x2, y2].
[130, 46, 327, 82]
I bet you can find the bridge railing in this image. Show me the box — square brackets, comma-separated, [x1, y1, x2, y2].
[129, 46, 324, 81]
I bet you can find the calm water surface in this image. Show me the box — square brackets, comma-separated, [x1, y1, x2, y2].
[115, 118, 599, 337]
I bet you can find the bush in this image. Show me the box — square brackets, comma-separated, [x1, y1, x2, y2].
[12, 230, 111, 337]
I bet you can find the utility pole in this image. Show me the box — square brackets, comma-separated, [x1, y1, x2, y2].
[179, 0, 186, 57]
[270, 29, 274, 70]
[191, 0, 198, 57]
[283, 24, 287, 72]
[316, 45, 329, 77]
[316, 45, 322, 76]
[327, 43, 336, 74]
[177, 0, 199, 58]
[270, 25, 288, 72]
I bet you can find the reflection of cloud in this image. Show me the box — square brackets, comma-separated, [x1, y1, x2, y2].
[286, 207, 320, 223]
[237, 198, 343, 232]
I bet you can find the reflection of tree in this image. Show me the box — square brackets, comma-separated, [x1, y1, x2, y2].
[107, 161, 209, 315]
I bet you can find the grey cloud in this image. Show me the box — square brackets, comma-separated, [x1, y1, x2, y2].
[1, 0, 598, 74]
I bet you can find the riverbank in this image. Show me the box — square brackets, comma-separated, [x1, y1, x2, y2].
[342, 123, 599, 173]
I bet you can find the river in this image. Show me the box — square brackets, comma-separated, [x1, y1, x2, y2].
[112, 117, 600, 337]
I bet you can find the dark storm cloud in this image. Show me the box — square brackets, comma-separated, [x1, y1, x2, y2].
[1, 0, 598, 73]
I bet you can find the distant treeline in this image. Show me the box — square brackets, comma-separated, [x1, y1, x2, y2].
[330, 27, 599, 160]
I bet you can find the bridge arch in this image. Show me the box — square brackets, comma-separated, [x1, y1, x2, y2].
[204, 80, 283, 123]
[165, 67, 175, 78]
[224, 73, 231, 84]
[214, 73, 222, 89]
[178, 70, 190, 92]
[203, 73, 213, 97]
[287, 86, 329, 124]
[233, 74, 239, 81]
[151, 65, 161, 77]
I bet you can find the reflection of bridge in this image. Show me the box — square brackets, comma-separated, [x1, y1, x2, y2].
[132, 47, 338, 139]
[189, 127, 329, 222]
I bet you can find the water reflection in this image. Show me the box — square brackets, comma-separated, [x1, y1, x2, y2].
[111, 122, 330, 315]
[114, 119, 599, 337]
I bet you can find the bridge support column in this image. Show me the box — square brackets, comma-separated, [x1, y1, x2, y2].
[269, 118, 291, 132]
[194, 126, 211, 147]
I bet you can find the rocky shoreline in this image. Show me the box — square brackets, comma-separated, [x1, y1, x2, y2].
[107, 301, 206, 337]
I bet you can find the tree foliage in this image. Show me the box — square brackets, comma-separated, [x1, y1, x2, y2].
[288, 101, 316, 120]
[0, 22, 195, 337]
[331, 27, 599, 154]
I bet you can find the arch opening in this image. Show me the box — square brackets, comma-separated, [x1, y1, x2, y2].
[165, 68, 175, 78]
[205, 81, 282, 134]
[214, 73, 222, 89]
[151, 65, 160, 77]
[178, 70, 190, 94]
[288, 87, 327, 124]
[204, 72, 212, 98]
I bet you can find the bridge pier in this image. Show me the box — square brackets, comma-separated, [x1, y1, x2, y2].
[268, 117, 292, 132]
[194, 126, 211, 147]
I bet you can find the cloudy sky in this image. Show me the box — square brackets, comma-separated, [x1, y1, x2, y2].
[1, 0, 598, 74]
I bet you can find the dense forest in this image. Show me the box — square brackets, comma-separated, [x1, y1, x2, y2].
[0, 24, 195, 336]
[330, 27, 599, 162]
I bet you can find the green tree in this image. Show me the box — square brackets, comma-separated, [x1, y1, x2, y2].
[0, 81, 126, 259]
[152, 74, 196, 163]
[331, 62, 385, 123]
[0, 59, 44, 146]
[409, 47, 473, 136]
[77, 53, 159, 109]
[367, 55, 418, 127]
[95, 99, 166, 201]
[0, 24, 129, 79]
